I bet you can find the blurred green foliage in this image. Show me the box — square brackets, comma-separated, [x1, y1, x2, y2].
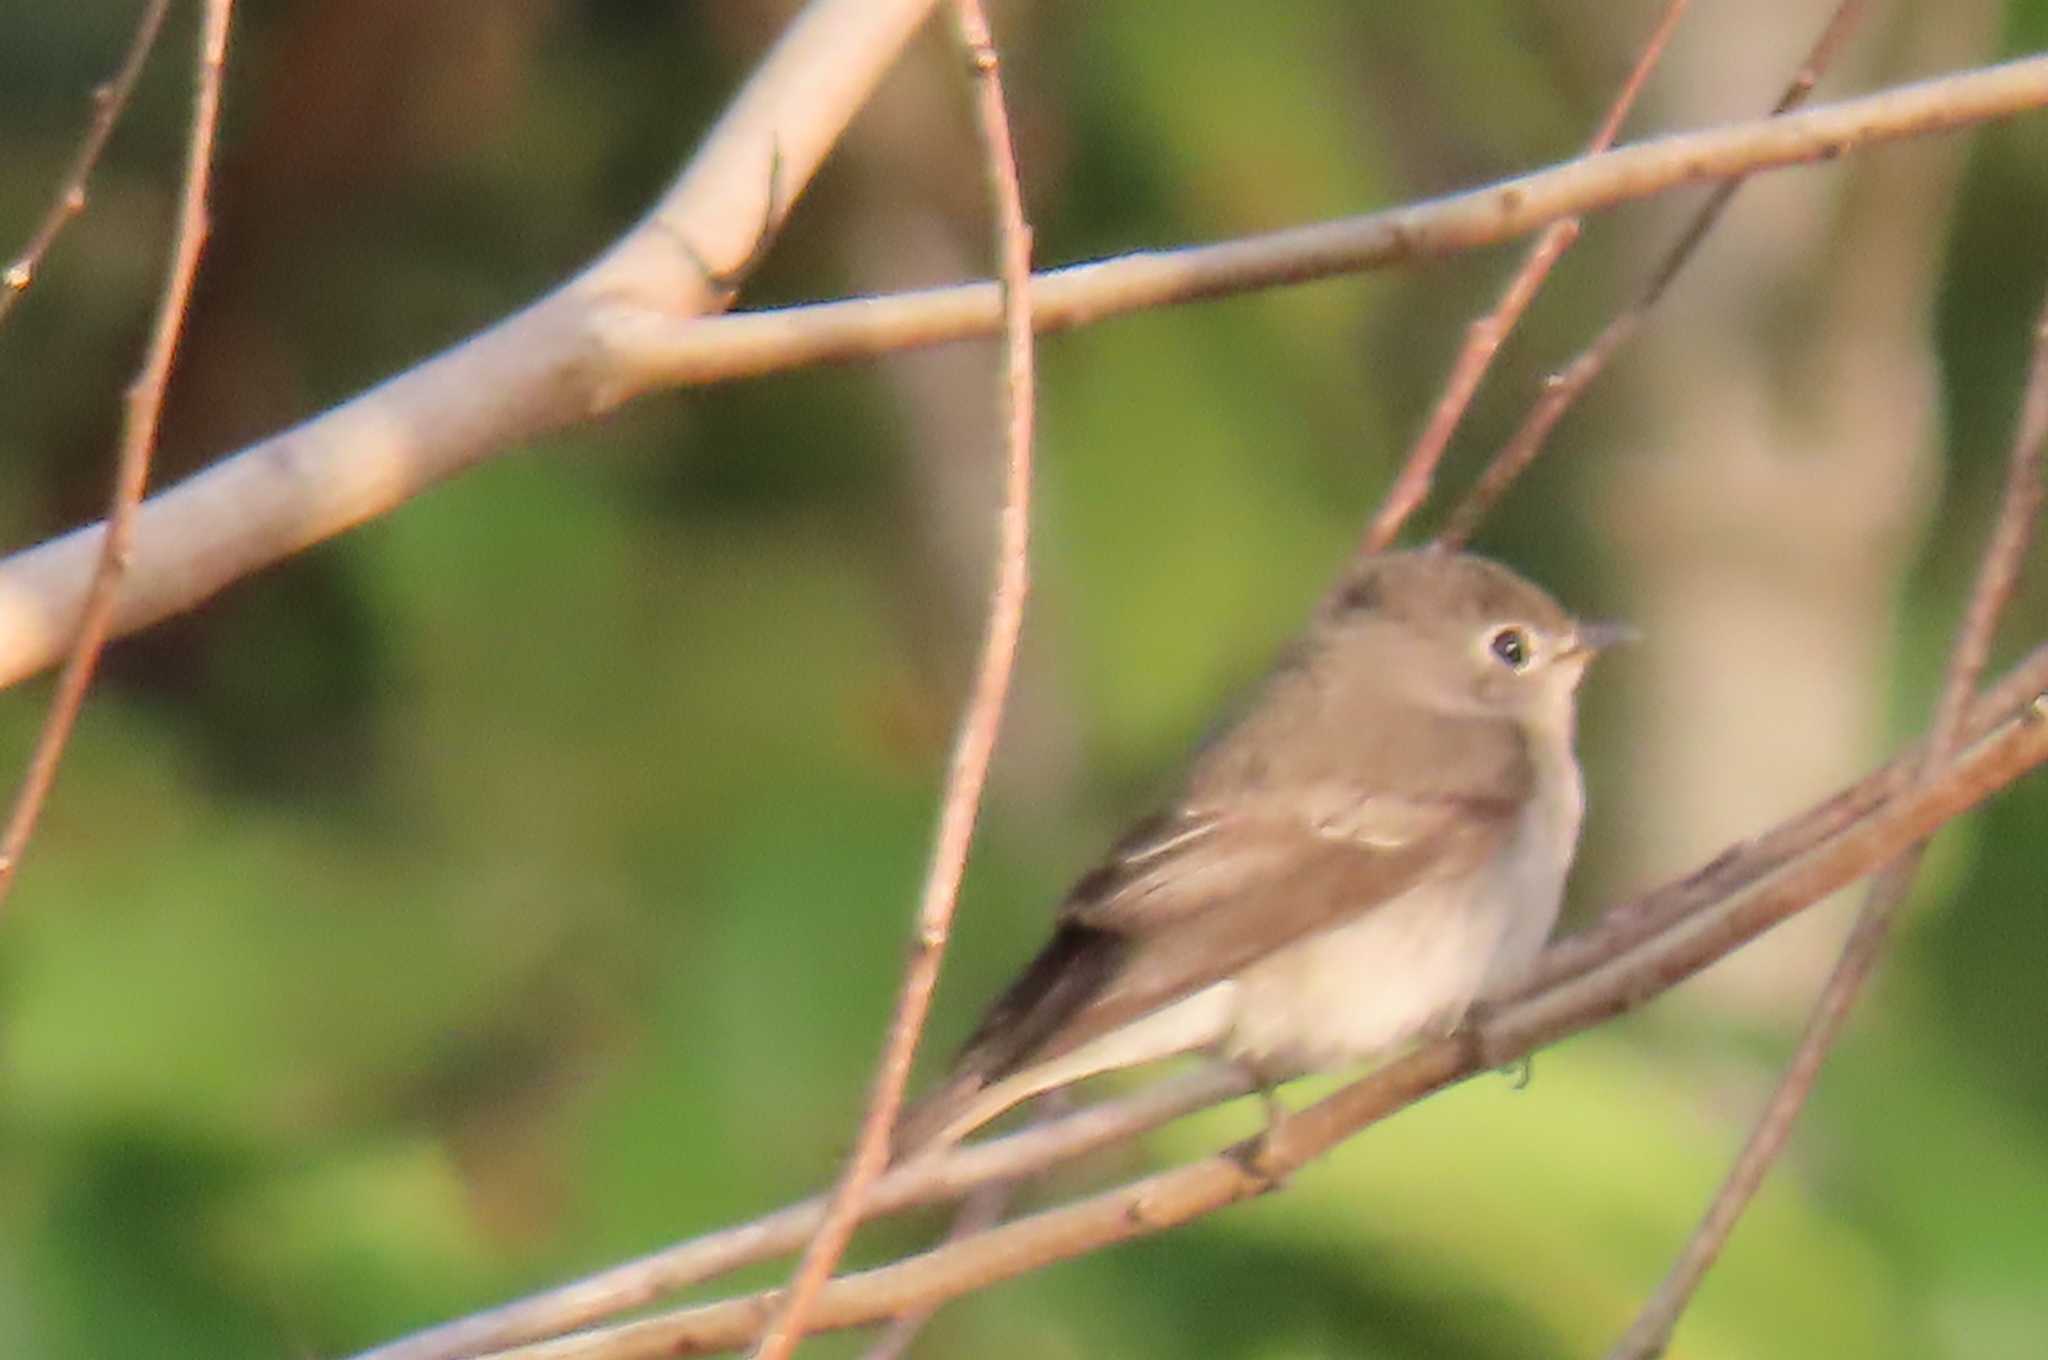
[1, 3, 2046, 1358]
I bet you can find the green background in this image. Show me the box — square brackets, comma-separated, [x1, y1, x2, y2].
[1, 4, 2046, 1357]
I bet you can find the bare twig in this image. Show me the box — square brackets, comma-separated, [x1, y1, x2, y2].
[1921, 306, 2048, 752]
[1435, 0, 1870, 548]
[348, 1069, 1244, 1360]
[0, 0, 174, 328]
[629, 49, 2037, 393]
[1515, 636, 2048, 1001]
[1360, 0, 1692, 553]
[3, 55, 2046, 690]
[747, 8, 1037, 1358]
[0, 0, 234, 914]
[472, 669, 2048, 1358]
[859, 1182, 1011, 1360]
[1607, 281, 2048, 1360]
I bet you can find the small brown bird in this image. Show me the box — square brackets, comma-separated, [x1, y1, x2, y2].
[895, 550, 1623, 1156]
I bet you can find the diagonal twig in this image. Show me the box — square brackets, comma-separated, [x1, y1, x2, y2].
[1607, 277, 2048, 1360]
[345, 1068, 1243, 1360]
[858, 1180, 1011, 1360]
[0, 0, 174, 329]
[1514, 633, 2048, 1003]
[1435, 0, 1870, 548]
[746, 5, 1038, 1357]
[0, 0, 236, 916]
[635, 37, 2031, 399]
[1361, 0, 1692, 554]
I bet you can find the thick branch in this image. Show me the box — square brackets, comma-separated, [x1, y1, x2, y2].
[0, 0, 944, 689]
[3, 55, 2047, 690]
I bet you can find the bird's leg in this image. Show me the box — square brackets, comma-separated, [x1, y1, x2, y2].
[1459, 998, 1533, 1088]
[1255, 1079, 1292, 1141]
[1225, 1057, 1297, 1191]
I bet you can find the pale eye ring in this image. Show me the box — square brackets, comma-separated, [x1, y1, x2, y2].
[1488, 625, 1533, 671]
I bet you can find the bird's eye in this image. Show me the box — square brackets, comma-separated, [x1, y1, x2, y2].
[1488, 626, 1533, 671]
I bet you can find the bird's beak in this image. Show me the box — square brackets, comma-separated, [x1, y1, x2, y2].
[1568, 618, 1639, 657]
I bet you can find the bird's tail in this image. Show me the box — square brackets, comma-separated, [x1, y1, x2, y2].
[890, 1063, 1000, 1161]
[892, 972, 1231, 1159]
[890, 923, 1129, 1161]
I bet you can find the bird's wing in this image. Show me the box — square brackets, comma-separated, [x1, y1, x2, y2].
[948, 790, 1517, 1089]
[1044, 791, 1517, 1054]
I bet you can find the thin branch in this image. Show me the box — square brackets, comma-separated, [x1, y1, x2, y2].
[0, 0, 174, 329]
[3, 55, 2046, 690]
[0, 0, 234, 914]
[1360, 0, 1691, 553]
[625, 33, 1995, 394]
[473, 670, 2048, 1358]
[858, 1182, 1010, 1360]
[1770, 0, 1871, 115]
[1435, 0, 1870, 548]
[748, 7, 1037, 1357]
[1607, 278, 2048, 1360]
[1514, 638, 2048, 1001]
[1923, 302, 2048, 751]
[348, 1069, 1245, 1360]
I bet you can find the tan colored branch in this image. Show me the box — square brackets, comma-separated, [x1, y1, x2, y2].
[0, 0, 945, 690]
[471, 663, 2048, 1358]
[3, 54, 2047, 691]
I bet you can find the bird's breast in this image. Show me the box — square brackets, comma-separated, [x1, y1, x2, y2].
[1220, 791, 1581, 1077]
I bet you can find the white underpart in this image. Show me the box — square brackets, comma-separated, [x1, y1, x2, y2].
[1224, 792, 1575, 1072]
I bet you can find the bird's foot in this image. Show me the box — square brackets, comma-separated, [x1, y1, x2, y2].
[1225, 1063, 1295, 1191]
